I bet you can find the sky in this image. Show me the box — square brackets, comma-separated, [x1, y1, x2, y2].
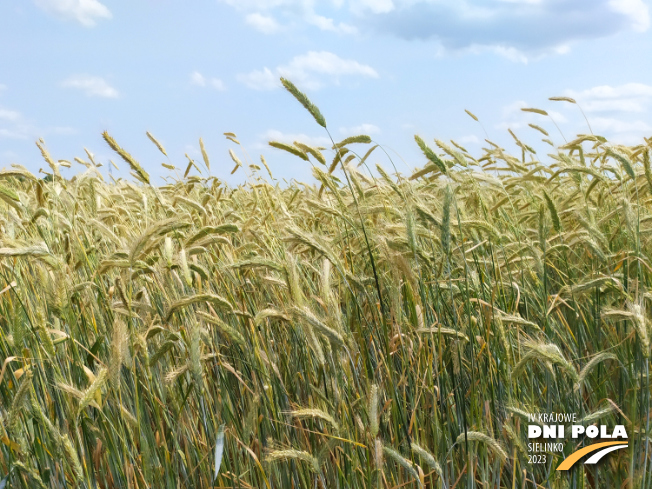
[0, 0, 651, 184]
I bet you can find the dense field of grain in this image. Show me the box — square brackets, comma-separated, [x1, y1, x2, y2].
[0, 84, 651, 488]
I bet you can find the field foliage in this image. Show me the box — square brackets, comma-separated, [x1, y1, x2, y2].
[0, 86, 651, 488]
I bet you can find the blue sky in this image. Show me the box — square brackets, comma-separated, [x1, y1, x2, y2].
[1, 0, 651, 184]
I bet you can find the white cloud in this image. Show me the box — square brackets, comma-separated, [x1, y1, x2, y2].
[237, 68, 278, 90]
[219, 0, 308, 8]
[559, 83, 652, 143]
[34, 0, 112, 27]
[210, 79, 227, 91]
[591, 117, 652, 133]
[339, 123, 380, 135]
[61, 75, 119, 98]
[49, 126, 77, 135]
[191, 71, 227, 91]
[0, 109, 21, 122]
[184, 144, 200, 158]
[591, 117, 652, 144]
[608, 0, 649, 31]
[245, 13, 281, 34]
[220, 0, 650, 59]
[221, 0, 359, 35]
[457, 135, 481, 145]
[0, 108, 75, 142]
[498, 83, 652, 145]
[351, 0, 394, 14]
[239, 51, 378, 91]
[282, 51, 377, 81]
[0, 129, 28, 140]
[465, 44, 530, 63]
[498, 100, 567, 131]
[259, 129, 330, 148]
[0, 106, 30, 140]
[566, 83, 652, 113]
[359, 0, 650, 58]
[305, 13, 357, 34]
[0, 84, 6, 93]
[191, 71, 207, 87]
[1, 150, 20, 159]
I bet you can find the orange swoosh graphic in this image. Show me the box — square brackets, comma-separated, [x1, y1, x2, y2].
[557, 441, 628, 471]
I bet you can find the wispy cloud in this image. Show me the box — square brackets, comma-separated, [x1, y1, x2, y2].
[0, 109, 21, 122]
[1, 150, 20, 160]
[48, 126, 77, 136]
[359, 0, 649, 59]
[495, 84, 652, 146]
[190, 72, 227, 91]
[0, 108, 30, 140]
[497, 100, 567, 132]
[609, 0, 650, 32]
[464, 45, 530, 64]
[591, 117, 652, 134]
[221, 0, 357, 35]
[457, 135, 481, 145]
[258, 129, 330, 148]
[220, 0, 649, 60]
[304, 13, 357, 34]
[245, 13, 281, 34]
[61, 75, 119, 98]
[565, 83, 652, 113]
[558, 83, 652, 144]
[0, 106, 28, 140]
[590, 117, 652, 145]
[210, 79, 227, 91]
[0, 84, 7, 93]
[339, 123, 380, 135]
[34, 0, 112, 27]
[0, 129, 29, 140]
[0, 105, 76, 141]
[238, 68, 278, 91]
[350, 0, 394, 15]
[238, 51, 378, 90]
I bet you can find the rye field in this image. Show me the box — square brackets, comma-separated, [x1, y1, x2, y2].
[0, 81, 650, 488]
